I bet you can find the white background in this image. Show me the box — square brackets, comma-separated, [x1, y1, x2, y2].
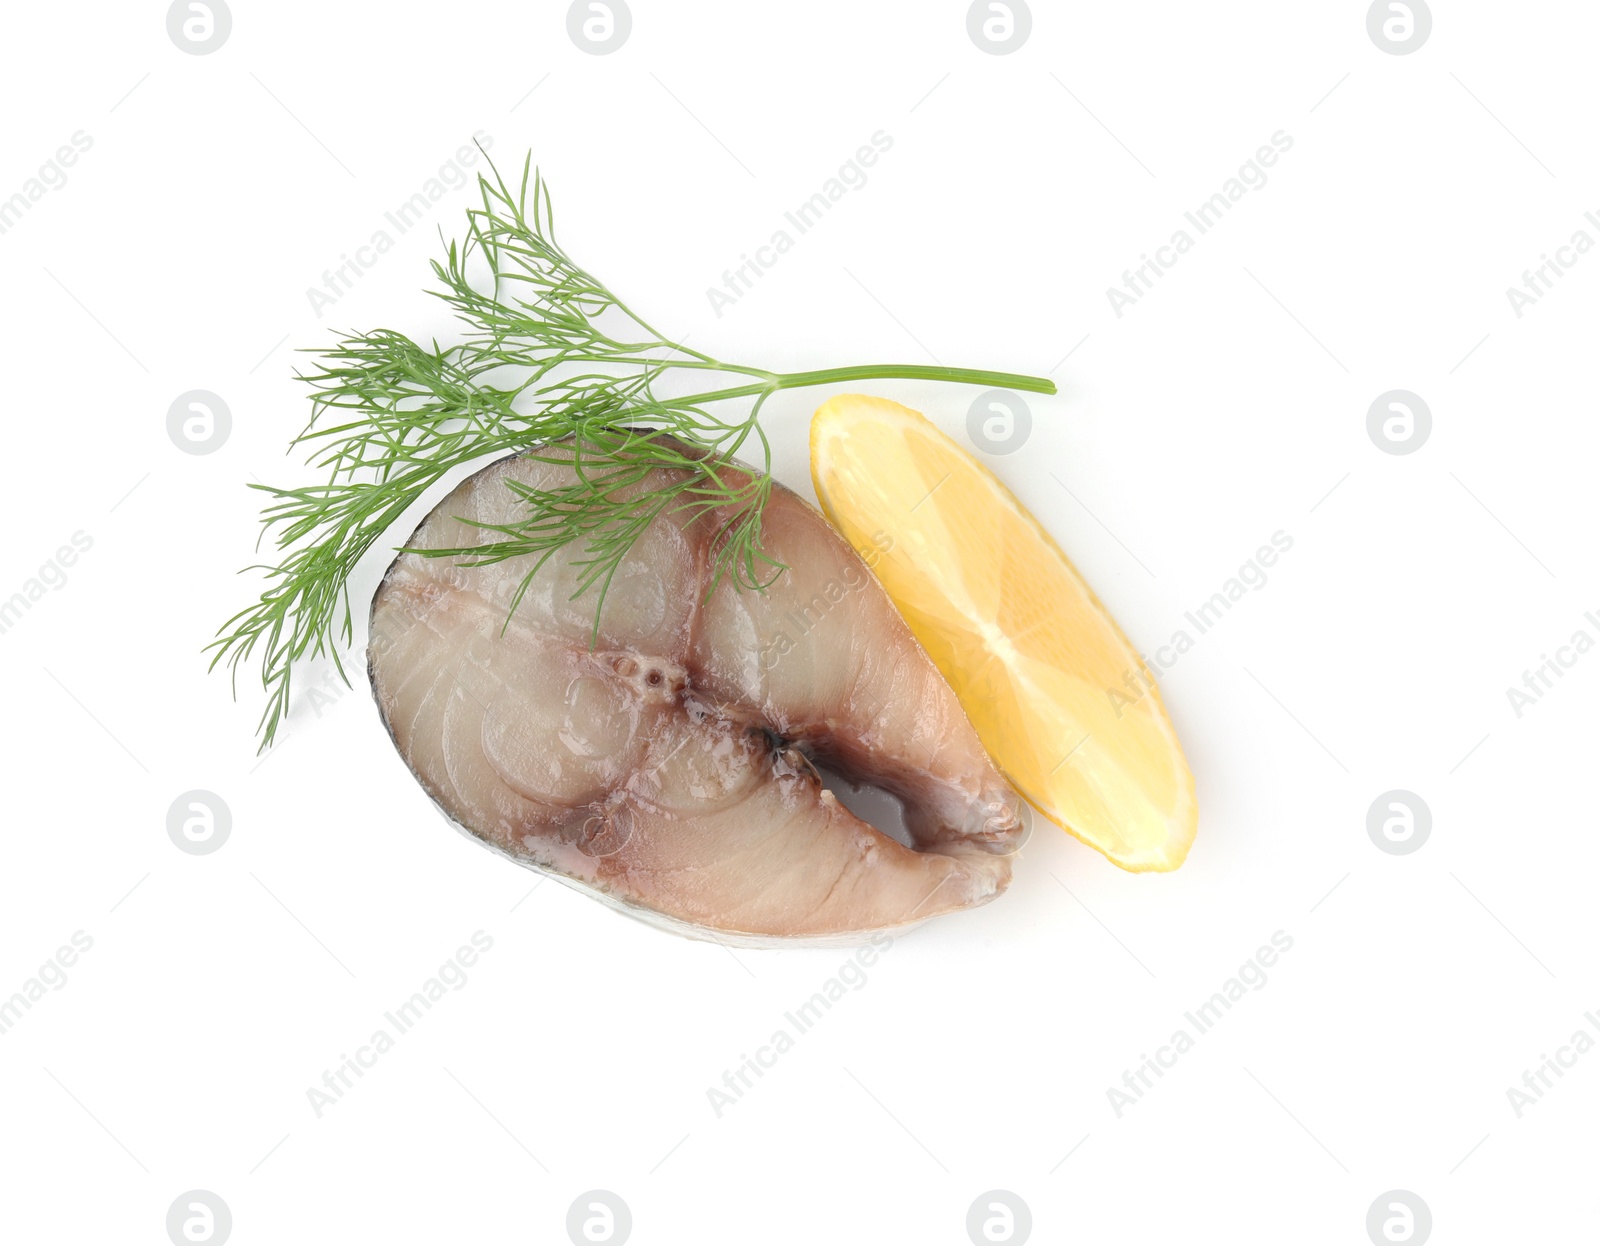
[2, 1, 1596, 1242]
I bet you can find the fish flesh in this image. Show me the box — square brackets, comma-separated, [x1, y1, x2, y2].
[369, 443, 1026, 942]
[368, 440, 1027, 943]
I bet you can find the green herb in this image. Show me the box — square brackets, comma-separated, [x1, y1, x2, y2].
[210, 151, 1057, 749]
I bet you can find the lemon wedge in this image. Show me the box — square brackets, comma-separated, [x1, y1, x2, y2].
[810, 394, 1197, 871]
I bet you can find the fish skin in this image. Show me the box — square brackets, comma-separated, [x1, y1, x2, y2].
[368, 441, 1026, 941]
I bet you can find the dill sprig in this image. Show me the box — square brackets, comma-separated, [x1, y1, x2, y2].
[209, 150, 1056, 749]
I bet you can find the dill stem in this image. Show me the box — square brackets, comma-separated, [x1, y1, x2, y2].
[774, 364, 1058, 395]
[677, 364, 1058, 407]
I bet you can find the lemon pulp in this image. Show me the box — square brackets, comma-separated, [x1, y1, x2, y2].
[810, 394, 1197, 871]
